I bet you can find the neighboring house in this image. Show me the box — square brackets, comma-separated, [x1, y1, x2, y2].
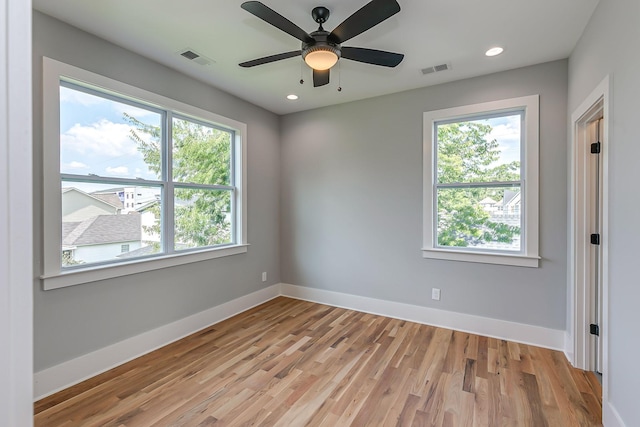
[501, 189, 521, 214]
[135, 200, 161, 244]
[116, 244, 158, 259]
[92, 187, 160, 213]
[477, 191, 521, 251]
[91, 192, 124, 211]
[62, 187, 160, 265]
[478, 197, 498, 213]
[91, 186, 159, 213]
[130, 187, 159, 212]
[62, 187, 122, 222]
[62, 214, 142, 264]
[91, 187, 126, 206]
[480, 190, 521, 217]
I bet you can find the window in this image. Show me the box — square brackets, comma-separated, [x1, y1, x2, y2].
[422, 96, 539, 267]
[42, 58, 248, 289]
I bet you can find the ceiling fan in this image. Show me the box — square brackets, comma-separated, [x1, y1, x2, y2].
[239, 0, 404, 87]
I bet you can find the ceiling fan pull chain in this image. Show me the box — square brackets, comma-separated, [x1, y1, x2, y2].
[299, 58, 304, 85]
[337, 61, 342, 92]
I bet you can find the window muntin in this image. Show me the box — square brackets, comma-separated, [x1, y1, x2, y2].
[434, 113, 523, 253]
[422, 95, 539, 267]
[43, 57, 248, 288]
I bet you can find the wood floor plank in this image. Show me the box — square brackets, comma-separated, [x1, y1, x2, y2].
[420, 371, 450, 426]
[475, 335, 489, 380]
[522, 372, 548, 427]
[35, 297, 602, 427]
[472, 376, 489, 427]
[379, 367, 415, 427]
[396, 392, 421, 426]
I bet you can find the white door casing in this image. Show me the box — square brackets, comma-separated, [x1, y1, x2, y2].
[569, 74, 610, 402]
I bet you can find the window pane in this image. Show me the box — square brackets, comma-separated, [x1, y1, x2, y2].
[174, 187, 232, 250]
[436, 113, 521, 184]
[436, 185, 521, 251]
[172, 117, 232, 186]
[61, 181, 162, 267]
[60, 84, 162, 180]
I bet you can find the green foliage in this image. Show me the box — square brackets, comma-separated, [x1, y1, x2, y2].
[125, 114, 232, 248]
[174, 188, 231, 248]
[125, 113, 162, 177]
[171, 118, 231, 185]
[436, 121, 520, 248]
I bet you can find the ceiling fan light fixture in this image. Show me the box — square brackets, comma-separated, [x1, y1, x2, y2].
[303, 45, 340, 70]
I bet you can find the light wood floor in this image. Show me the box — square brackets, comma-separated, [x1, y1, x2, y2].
[35, 297, 602, 426]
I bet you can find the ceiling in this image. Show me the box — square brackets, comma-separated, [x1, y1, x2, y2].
[33, 0, 599, 115]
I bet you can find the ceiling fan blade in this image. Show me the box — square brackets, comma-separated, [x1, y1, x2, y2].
[328, 0, 400, 44]
[241, 1, 313, 43]
[313, 69, 330, 87]
[341, 47, 404, 67]
[239, 50, 301, 67]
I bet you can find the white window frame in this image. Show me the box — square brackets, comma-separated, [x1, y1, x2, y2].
[42, 57, 248, 290]
[422, 95, 540, 267]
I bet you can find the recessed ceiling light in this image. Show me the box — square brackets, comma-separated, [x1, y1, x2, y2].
[286, 94, 299, 100]
[485, 47, 504, 57]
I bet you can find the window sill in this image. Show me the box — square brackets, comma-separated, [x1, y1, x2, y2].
[422, 248, 540, 268]
[41, 244, 249, 290]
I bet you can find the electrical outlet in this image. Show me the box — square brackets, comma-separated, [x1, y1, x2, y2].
[261, 272, 267, 282]
[432, 288, 441, 301]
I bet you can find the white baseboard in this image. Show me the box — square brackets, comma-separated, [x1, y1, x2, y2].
[35, 282, 568, 401]
[603, 401, 627, 427]
[280, 283, 565, 351]
[564, 331, 575, 365]
[34, 284, 281, 401]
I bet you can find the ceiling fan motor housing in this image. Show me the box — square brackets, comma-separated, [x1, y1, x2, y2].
[302, 30, 341, 63]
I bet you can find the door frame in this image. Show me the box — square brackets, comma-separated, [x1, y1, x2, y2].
[569, 75, 610, 383]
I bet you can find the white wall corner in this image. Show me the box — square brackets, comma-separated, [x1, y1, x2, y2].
[34, 284, 281, 400]
[280, 283, 565, 351]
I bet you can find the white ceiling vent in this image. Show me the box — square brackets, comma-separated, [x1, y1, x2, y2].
[421, 63, 451, 75]
[179, 49, 215, 66]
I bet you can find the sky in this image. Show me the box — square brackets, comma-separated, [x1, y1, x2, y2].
[60, 84, 161, 184]
[483, 114, 522, 166]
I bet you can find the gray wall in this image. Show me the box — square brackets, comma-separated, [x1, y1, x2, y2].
[569, 0, 640, 425]
[32, 11, 281, 371]
[281, 60, 568, 330]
